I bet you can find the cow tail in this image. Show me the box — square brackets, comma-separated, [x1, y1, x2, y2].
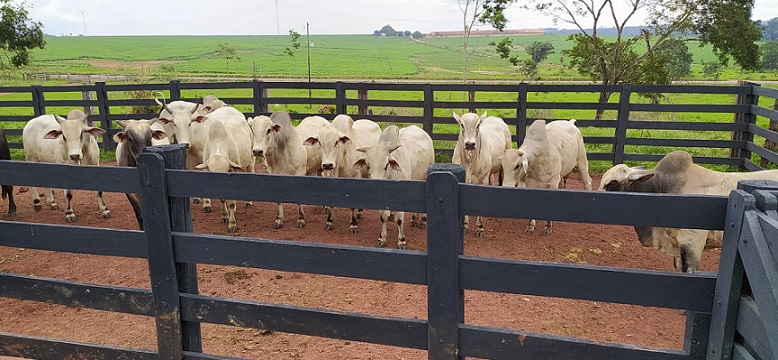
[570, 119, 578, 127]
[1, 185, 9, 200]
[498, 164, 504, 186]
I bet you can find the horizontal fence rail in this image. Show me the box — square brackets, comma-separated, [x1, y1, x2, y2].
[1, 81, 777, 169]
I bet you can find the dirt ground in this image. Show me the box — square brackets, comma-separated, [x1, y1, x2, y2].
[0, 168, 721, 359]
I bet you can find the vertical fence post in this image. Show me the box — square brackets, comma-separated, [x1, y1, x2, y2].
[516, 82, 528, 148]
[143, 144, 202, 354]
[94, 82, 112, 151]
[358, 85, 369, 116]
[426, 163, 465, 360]
[423, 85, 434, 137]
[169, 80, 181, 102]
[252, 80, 267, 116]
[335, 81, 346, 114]
[760, 98, 778, 168]
[731, 81, 760, 168]
[613, 83, 632, 165]
[707, 185, 757, 360]
[31, 85, 45, 117]
[468, 81, 476, 114]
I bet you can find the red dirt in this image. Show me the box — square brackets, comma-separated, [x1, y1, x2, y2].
[0, 167, 721, 359]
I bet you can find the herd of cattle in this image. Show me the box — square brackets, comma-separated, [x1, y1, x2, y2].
[1, 94, 778, 272]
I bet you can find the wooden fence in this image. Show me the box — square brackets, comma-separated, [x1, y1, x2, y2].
[0, 144, 775, 359]
[0, 81, 777, 168]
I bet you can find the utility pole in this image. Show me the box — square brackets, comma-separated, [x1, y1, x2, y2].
[306, 22, 312, 104]
[274, 0, 280, 35]
[80, 10, 87, 36]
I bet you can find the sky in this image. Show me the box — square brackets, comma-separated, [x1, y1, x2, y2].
[25, 0, 778, 37]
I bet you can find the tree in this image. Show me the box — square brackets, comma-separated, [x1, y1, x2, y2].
[702, 60, 722, 81]
[215, 43, 239, 76]
[760, 41, 778, 71]
[412, 31, 424, 39]
[458, 0, 488, 83]
[525, 41, 554, 63]
[0, 0, 45, 70]
[763, 18, 778, 41]
[481, 0, 761, 118]
[284, 29, 301, 77]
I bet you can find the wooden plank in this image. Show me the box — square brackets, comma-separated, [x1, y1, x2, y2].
[179, 294, 428, 350]
[622, 153, 743, 166]
[425, 163, 465, 360]
[343, 99, 425, 108]
[749, 122, 778, 144]
[0, 332, 157, 360]
[631, 84, 749, 95]
[749, 104, 778, 120]
[176, 81, 254, 90]
[0, 272, 154, 316]
[164, 170, 427, 213]
[732, 344, 757, 360]
[516, 82, 528, 147]
[707, 189, 755, 360]
[527, 102, 621, 110]
[737, 296, 774, 360]
[752, 86, 778, 98]
[746, 142, 778, 166]
[137, 152, 184, 360]
[756, 214, 778, 266]
[625, 138, 744, 149]
[683, 311, 711, 358]
[0, 220, 146, 257]
[260, 81, 338, 89]
[631, 103, 746, 113]
[458, 324, 688, 360]
[460, 257, 716, 312]
[525, 83, 623, 93]
[613, 84, 631, 164]
[0, 160, 140, 193]
[172, 232, 427, 284]
[738, 211, 778, 358]
[183, 351, 248, 360]
[459, 184, 727, 230]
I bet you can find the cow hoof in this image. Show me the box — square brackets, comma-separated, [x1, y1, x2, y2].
[525, 227, 535, 235]
[50, 203, 59, 210]
[398, 243, 407, 250]
[203, 207, 212, 213]
[377, 239, 386, 248]
[350, 226, 358, 234]
[102, 211, 111, 219]
[222, 218, 229, 224]
[65, 215, 76, 223]
[476, 230, 484, 238]
[7, 212, 16, 218]
[410, 221, 417, 228]
[244, 202, 253, 208]
[543, 229, 552, 236]
[192, 198, 201, 204]
[33, 203, 42, 211]
[272, 221, 283, 229]
[297, 220, 305, 229]
[324, 224, 334, 231]
[228, 226, 237, 233]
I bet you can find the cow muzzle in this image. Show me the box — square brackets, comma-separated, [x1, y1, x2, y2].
[69, 154, 82, 161]
[253, 149, 264, 157]
[322, 163, 334, 170]
[465, 142, 476, 150]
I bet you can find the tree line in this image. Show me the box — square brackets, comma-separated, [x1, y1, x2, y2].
[372, 25, 424, 39]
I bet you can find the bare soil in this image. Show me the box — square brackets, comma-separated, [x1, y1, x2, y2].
[0, 168, 721, 359]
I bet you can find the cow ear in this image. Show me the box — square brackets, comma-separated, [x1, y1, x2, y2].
[387, 144, 401, 153]
[387, 158, 400, 170]
[192, 115, 208, 123]
[157, 117, 172, 125]
[116, 120, 129, 128]
[480, 111, 488, 120]
[203, 105, 212, 112]
[113, 132, 127, 143]
[627, 171, 654, 182]
[229, 160, 242, 171]
[632, 165, 647, 170]
[353, 158, 366, 169]
[152, 130, 167, 140]
[303, 137, 319, 146]
[271, 124, 282, 132]
[453, 112, 462, 124]
[356, 147, 368, 153]
[54, 114, 66, 124]
[44, 129, 62, 139]
[246, 117, 253, 126]
[84, 127, 106, 136]
[339, 135, 351, 145]
[521, 157, 529, 172]
[195, 162, 208, 170]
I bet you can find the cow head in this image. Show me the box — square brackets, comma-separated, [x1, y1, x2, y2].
[154, 97, 205, 147]
[114, 119, 167, 165]
[304, 126, 350, 174]
[195, 154, 242, 173]
[249, 115, 280, 158]
[598, 164, 653, 192]
[44, 113, 105, 163]
[454, 111, 487, 151]
[501, 148, 527, 188]
[353, 143, 402, 180]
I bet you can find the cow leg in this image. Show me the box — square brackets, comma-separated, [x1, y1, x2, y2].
[273, 202, 284, 229]
[221, 200, 229, 224]
[411, 213, 419, 228]
[203, 198, 212, 213]
[350, 208, 359, 234]
[97, 191, 111, 218]
[463, 215, 470, 233]
[296, 204, 305, 228]
[543, 220, 552, 236]
[192, 197, 201, 204]
[525, 219, 536, 234]
[46, 188, 57, 209]
[126, 193, 143, 230]
[673, 257, 683, 272]
[356, 208, 364, 220]
[420, 214, 427, 229]
[396, 211, 407, 249]
[377, 209, 389, 248]
[324, 206, 334, 231]
[475, 216, 484, 238]
[31, 187, 42, 211]
[679, 238, 704, 273]
[64, 189, 75, 223]
[226, 199, 237, 233]
[4, 186, 16, 216]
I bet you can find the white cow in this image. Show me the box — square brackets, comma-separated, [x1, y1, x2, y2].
[22, 109, 110, 222]
[304, 114, 381, 231]
[195, 114, 254, 233]
[502, 119, 592, 235]
[599, 150, 778, 272]
[353, 125, 434, 249]
[249, 111, 329, 228]
[452, 111, 511, 237]
[114, 119, 168, 230]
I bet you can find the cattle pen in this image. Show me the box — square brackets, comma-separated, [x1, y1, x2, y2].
[0, 80, 776, 170]
[0, 142, 776, 359]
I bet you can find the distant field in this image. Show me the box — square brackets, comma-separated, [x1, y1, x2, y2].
[21, 34, 778, 82]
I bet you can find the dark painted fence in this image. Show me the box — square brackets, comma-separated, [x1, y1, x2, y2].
[1, 81, 777, 168]
[0, 144, 775, 359]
